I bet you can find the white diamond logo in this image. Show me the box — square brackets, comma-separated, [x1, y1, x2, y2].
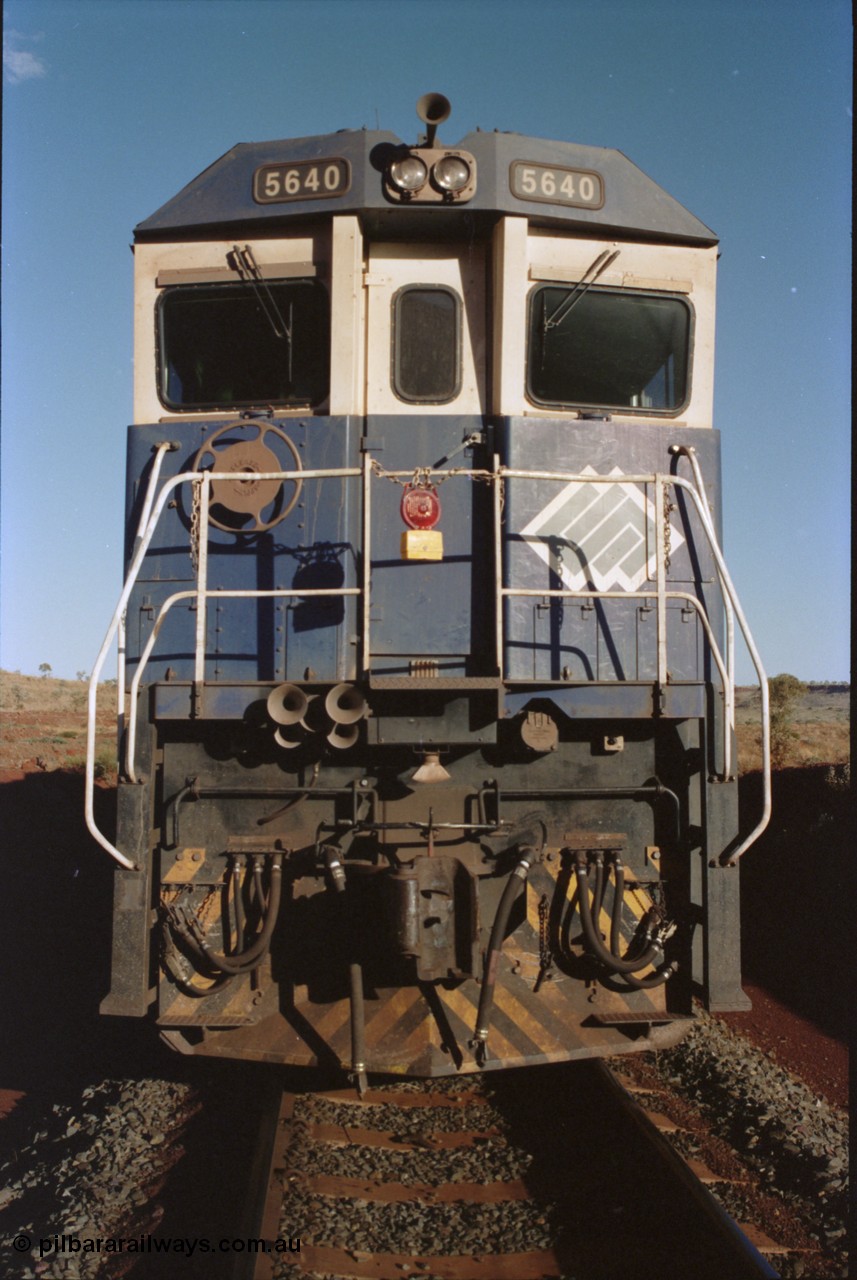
[518, 466, 684, 591]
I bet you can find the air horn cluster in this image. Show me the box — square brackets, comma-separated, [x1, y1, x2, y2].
[266, 682, 367, 751]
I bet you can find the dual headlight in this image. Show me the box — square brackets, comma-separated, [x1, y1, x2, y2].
[386, 149, 476, 201]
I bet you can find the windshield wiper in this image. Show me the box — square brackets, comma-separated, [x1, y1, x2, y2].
[543, 249, 621, 332]
[229, 245, 293, 344]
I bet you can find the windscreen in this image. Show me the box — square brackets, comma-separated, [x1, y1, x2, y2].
[527, 286, 691, 412]
[159, 279, 329, 410]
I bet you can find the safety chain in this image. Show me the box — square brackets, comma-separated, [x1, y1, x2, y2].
[663, 483, 674, 576]
[533, 892, 554, 992]
[368, 458, 504, 510]
[190, 478, 202, 573]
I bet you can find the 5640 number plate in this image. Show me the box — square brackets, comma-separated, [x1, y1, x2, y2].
[510, 161, 604, 209]
[254, 158, 350, 203]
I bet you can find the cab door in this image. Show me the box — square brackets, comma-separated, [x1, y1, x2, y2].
[363, 244, 492, 677]
[365, 243, 486, 415]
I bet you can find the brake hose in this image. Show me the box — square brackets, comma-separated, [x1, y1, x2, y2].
[472, 849, 535, 1059]
[176, 854, 283, 975]
[574, 851, 675, 989]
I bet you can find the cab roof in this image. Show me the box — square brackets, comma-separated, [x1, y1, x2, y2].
[134, 126, 717, 246]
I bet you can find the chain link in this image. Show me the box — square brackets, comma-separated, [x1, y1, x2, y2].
[533, 892, 553, 992]
[538, 893, 552, 969]
[369, 457, 496, 489]
[368, 458, 504, 511]
[190, 478, 201, 573]
[663, 484, 673, 576]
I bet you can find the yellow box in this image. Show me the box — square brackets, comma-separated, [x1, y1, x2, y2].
[401, 529, 443, 561]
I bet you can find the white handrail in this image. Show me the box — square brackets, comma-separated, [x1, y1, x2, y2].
[670, 446, 737, 763]
[85, 450, 192, 869]
[86, 468, 200, 868]
[669, 472, 771, 862]
[86, 463, 360, 868]
[499, 463, 771, 860]
[125, 584, 360, 782]
[135, 441, 177, 542]
[89, 455, 769, 868]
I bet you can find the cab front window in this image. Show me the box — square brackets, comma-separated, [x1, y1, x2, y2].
[158, 278, 329, 410]
[392, 285, 461, 404]
[527, 285, 691, 413]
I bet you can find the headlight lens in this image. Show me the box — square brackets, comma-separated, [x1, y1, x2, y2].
[389, 154, 428, 192]
[433, 155, 471, 192]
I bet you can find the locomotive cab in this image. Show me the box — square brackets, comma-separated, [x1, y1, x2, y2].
[89, 97, 770, 1080]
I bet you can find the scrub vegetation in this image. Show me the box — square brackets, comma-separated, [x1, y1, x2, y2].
[0, 670, 115, 774]
[0, 669, 848, 777]
[734, 680, 850, 774]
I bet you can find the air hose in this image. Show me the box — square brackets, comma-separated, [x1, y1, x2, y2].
[574, 850, 676, 989]
[323, 846, 368, 1094]
[472, 849, 535, 1061]
[176, 853, 283, 976]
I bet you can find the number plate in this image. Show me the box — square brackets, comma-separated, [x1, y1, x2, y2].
[254, 158, 351, 204]
[510, 161, 604, 209]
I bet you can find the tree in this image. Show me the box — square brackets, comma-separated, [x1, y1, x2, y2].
[38, 662, 52, 679]
[768, 673, 807, 768]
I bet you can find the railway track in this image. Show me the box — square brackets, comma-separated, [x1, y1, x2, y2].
[234, 1062, 782, 1280]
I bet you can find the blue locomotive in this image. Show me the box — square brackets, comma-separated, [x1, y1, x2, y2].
[87, 95, 770, 1083]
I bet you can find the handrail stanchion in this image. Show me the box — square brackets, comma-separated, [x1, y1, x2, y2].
[193, 472, 211, 709]
[493, 454, 504, 679]
[655, 475, 668, 695]
[135, 441, 176, 545]
[362, 455, 372, 675]
[117, 612, 127, 741]
[671, 445, 736, 777]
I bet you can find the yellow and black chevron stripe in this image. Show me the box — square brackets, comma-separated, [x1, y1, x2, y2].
[159, 848, 685, 1074]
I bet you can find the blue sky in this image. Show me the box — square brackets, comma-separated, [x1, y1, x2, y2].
[1, 0, 851, 683]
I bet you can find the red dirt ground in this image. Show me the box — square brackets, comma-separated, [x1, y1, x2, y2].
[720, 983, 848, 1109]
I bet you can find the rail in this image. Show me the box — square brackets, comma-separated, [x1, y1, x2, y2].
[234, 1073, 782, 1280]
[87, 451, 769, 869]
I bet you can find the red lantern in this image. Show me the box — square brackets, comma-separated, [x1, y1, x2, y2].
[400, 483, 441, 530]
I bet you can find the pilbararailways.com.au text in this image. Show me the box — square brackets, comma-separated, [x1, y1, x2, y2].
[10, 1233, 302, 1259]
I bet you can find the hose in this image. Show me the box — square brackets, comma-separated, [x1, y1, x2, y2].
[233, 857, 246, 950]
[324, 846, 368, 1094]
[618, 960, 678, 989]
[609, 859, 663, 969]
[177, 854, 283, 975]
[160, 927, 232, 997]
[472, 850, 535, 1058]
[574, 851, 664, 977]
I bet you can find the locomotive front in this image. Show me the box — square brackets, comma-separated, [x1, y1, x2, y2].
[88, 96, 770, 1082]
